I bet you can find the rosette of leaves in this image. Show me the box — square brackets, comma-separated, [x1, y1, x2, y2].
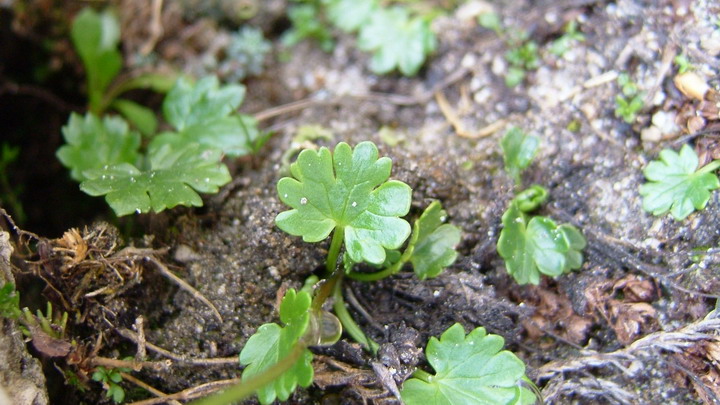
[219, 27, 272, 83]
[400, 323, 536, 405]
[59, 76, 266, 216]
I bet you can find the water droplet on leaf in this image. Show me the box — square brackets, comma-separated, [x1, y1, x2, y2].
[300, 197, 308, 205]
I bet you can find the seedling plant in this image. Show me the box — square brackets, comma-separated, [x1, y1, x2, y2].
[614, 72, 644, 124]
[195, 141, 536, 405]
[478, 13, 539, 87]
[58, 7, 268, 217]
[496, 127, 587, 285]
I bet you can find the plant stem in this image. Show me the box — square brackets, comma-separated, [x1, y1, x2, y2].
[332, 276, 379, 354]
[699, 159, 720, 174]
[411, 368, 433, 383]
[189, 343, 306, 405]
[345, 229, 418, 282]
[325, 227, 345, 275]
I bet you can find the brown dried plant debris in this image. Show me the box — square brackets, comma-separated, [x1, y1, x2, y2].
[515, 285, 593, 346]
[670, 338, 720, 404]
[585, 274, 659, 345]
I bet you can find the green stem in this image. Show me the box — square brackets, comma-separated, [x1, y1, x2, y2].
[411, 368, 433, 383]
[345, 229, 418, 282]
[332, 277, 379, 354]
[325, 227, 345, 275]
[189, 343, 306, 405]
[699, 159, 720, 174]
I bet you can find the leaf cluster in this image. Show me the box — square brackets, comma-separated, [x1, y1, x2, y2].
[497, 198, 585, 285]
[284, 0, 436, 76]
[400, 323, 536, 405]
[276, 141, 460, 277]
[92, 366, 131, 404]
[640, 144, 720, 220]
[59, 76, 266, 216]
[614, 73, 644, 124]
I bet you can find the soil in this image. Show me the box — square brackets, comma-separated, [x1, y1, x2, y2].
[2, 0, 720, 404]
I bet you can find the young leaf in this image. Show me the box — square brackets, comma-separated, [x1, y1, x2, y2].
[400, 323, 535, 405]
[80, 144, 231, 216]
[357, 7, 436, 76]
[163, 76, 245, 131]
[497, 202, 569, 285]
[559, 224, 586, 272]
[276, 141, 412, 265]
[57, 113, 141, 182]
[409, 201, 461, 280]
[500, 127, 540, 185]
[150, 115, 262, 158]
[239, 289, 314, 405]
[71, 8, 122, 112]
[639, 144, 720, 220]
[153, 76, 260, 157]
[326, 0, 378, 32]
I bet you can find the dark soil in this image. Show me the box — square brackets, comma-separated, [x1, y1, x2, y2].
[2, 0, 720, 404]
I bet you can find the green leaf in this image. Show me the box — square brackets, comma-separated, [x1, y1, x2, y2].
[497, 202, 569, 285]
[57, 113, 141, 182]
[357, 7, 436, 76]
[326, 0, 378, 32]
[559, 224, 586, 272]
[111, 99, 158, 136]
[162, 76, 245, 132]
[239, 289, 314, 405]
[71, 8, 122, 112]
[500, 127, 539, 185]
[276, 142, 412, 265]
[155, 76, 260, 157]
[80, 144, 231, 216]
[409, 201, 461, 280]
[640, 145, 720, 220]
[150, 115, 262, 158]
[400, 323, 534, 405]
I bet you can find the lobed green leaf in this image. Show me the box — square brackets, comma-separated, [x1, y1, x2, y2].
[162, 76, 245, 132]
[400, 323, 535, 405]
[357, 7, 436, 76]
[276, 141, 412, 265]
[57, 113, 141, 182]
[326, 0, 378, 32]
[639, 144, 720, 220]
[80, 144, 231, 216]
[155, 77, 261, 157]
